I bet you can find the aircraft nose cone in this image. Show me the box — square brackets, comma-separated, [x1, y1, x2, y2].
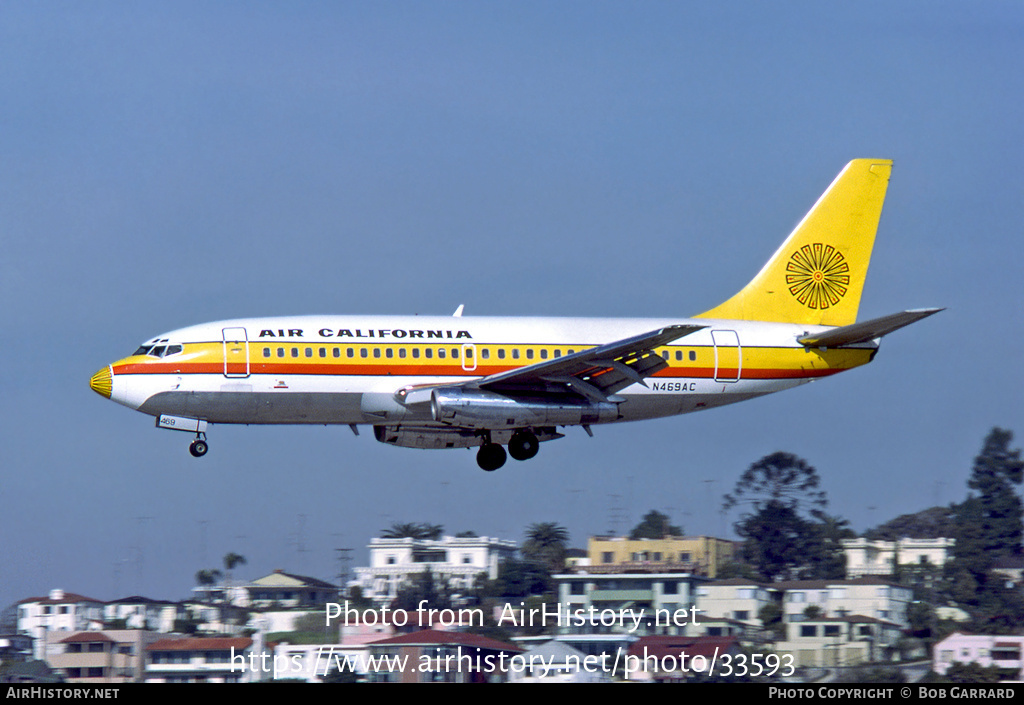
[90, 366, 112, 399]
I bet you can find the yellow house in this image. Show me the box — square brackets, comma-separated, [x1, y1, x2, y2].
[587, 536, 737, 577]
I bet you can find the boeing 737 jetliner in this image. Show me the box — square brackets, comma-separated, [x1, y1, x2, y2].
[90, 159, 939, 470]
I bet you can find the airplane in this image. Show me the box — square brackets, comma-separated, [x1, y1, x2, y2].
[90, 159, 940, 471]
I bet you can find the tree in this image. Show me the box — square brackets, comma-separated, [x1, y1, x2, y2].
[629, 510, 683, 539]
[222, 552, 247, 587]
[391, 566, 453, 611]
[195, 568, 222, 587]
[723, 452, 827, 514]
[723, 453, 833, 581]
[863, 505, 960, 541]
[521, 523, 570, 574]
[381, 522, 445, 540]
[733, 499, 812, 582]
[804, 513, 856, 580]
[956, 428, 1023, 564]
[943, 428, 1024, 632]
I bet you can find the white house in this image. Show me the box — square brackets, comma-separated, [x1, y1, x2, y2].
[17, 590, 105, 659]
[933, 633, 1024, 680]
[353, 535, 516, 604]
[842, 537, 955, 577]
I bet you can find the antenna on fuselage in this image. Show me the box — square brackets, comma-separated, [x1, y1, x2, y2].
[452, 304, 464, 317]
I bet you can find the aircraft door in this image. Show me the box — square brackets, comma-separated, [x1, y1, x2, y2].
[222, 327, 250, 378]
[461, 344, 477, 372]
[712, 329, 741, 383]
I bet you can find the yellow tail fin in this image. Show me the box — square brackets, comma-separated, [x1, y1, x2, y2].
[696, 159, 892, 326]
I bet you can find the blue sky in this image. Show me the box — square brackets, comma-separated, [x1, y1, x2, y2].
[2, 2, 1022, 609]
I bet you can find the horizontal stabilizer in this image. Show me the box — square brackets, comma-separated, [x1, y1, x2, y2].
[797, 308, 943, 347]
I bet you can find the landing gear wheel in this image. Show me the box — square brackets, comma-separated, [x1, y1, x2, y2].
[189, 439, 209, 457]
[508, 431, 539, 461]
[476, 443, 507, 471]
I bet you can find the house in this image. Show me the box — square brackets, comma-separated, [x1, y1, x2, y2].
[554, 568, 704, 637]
[842, 537, 955, 577]
[240, 569, 337, 609]
[776, 577, 912, 629]
[144, 635, 269, 683]
[16, 590, 105, 659]
[587, 535, 737, 578]
[774, 616, 904, 667]
[103, 596, 183, 632]
[695, 578, 775, 629]
[43, 629, 162, 683]
[933, 633, 1024, 680]
[353, 535, 516, 605]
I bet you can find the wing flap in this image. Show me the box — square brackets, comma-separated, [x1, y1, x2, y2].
[474, 323, 705, 399]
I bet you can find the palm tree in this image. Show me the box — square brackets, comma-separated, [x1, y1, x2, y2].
[222, 552, 247, 588]
[381, 522, 444, 540]
[194, 569, 223, 602]
[522, 522, 570, 573]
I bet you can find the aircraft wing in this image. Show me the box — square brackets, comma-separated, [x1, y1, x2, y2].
[797, 308, 943, 347]
[469, 324, 706, 402]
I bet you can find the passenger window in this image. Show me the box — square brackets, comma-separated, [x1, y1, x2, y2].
[540, 349, 548, 359]
[360, 348, 368, 358]
[347, 348, 354, 358]
[319, 348, 326, 358]
[498, 349, 505, 360]
[399, 348, 406, 358]
[413, 348, 420, 359]
[277, 348, 285, 357]
[676, 351, 682, 361]
[481, 349, 489, 359]
[425, 348, 433, 359]
[305, 348, 312, 358]
[451, 348, 458, 358]
[554, 350, 561, 358]
[526, 349, 534, 360]
[438, 349, 446, 359]
[333, 348, 340, 358]
[373, 349, 381, 358]
[263, 348, 271, 358]
[513, 350, 520, 360]
[466, 348, 473, 358]
[689, 350, 697, 361]
[291, 348, 298, 358]
[386, 348, 393, 358]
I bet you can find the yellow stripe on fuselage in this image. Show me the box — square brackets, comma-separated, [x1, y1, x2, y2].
[110, 340, 873, 382]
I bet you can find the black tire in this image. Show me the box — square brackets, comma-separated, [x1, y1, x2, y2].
[476, 443, 507, 471]
[189, 439, 209, 457]
[508, 431, 539, 461]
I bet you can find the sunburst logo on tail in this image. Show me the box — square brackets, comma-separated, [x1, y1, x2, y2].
[786, 243, 850, 309]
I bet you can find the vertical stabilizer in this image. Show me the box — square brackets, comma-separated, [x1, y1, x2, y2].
[696, 159, 892, 326]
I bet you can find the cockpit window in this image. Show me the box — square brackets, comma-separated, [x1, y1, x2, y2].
[132, 342, 182, 358]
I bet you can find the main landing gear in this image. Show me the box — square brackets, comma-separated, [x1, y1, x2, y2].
[476, 430, 539, 471]
[189, 433, 209, 458]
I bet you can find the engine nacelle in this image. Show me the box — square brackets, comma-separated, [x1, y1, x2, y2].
[430, 387, 617, 429]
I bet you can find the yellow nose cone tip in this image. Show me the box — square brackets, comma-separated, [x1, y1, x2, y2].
[90, 367, 112, 399]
